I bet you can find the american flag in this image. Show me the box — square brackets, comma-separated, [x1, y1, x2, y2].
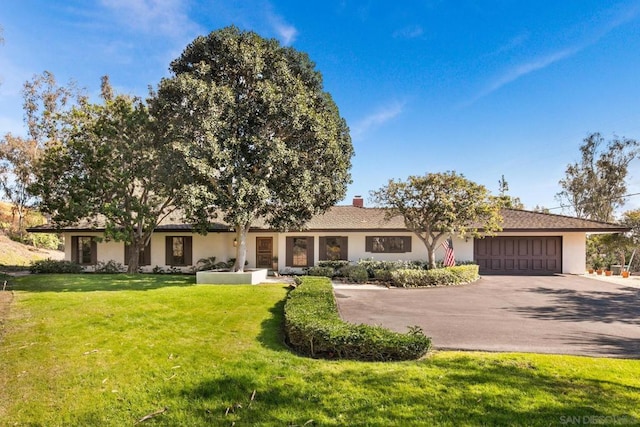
[441, 237, 455, 267]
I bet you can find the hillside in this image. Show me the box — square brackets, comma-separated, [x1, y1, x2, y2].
[0, 234, 64, 267]
[0, 201, 64, 267]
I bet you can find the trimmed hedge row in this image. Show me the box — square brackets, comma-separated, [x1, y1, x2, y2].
[30, 259, 84, 274]
[284, 277, 431, 361]
[391, 265, 479, 287]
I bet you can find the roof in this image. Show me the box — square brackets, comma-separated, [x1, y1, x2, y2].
[27, 206, 629, 234]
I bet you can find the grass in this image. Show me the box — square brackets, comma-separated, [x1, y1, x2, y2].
[1, 274, 639, 426]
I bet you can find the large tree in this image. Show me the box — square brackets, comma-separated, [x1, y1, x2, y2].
[0, 134, 39, 236]
[153, 27, 353, 272]
[556, 133, 638, 222]
[497, 174, 524, 209]
[371, 171, 503, 269]
[31, 77, 185, 273]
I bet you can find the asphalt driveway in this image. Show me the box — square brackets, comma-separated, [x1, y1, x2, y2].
[334, 275, 640, 358]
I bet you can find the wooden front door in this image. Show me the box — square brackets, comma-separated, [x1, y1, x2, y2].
[256, 237, 273, 269]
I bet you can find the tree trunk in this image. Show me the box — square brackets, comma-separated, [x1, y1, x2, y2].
[426, 245, 437, 269]
[127, 240, 141, 274]
[233, 223, 250, 273]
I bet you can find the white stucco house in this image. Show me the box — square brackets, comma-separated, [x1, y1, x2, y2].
[29, 197, 627, 275]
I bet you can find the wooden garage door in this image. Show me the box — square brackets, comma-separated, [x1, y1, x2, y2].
[474, 236, 562, 275]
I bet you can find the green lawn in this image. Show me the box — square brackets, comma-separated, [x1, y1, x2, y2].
[1, 274, 639, 426]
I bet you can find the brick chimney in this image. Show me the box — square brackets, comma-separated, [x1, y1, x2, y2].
[353, 195, 364, 208]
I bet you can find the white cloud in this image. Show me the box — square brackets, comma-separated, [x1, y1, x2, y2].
[462, 47, 578, 108]
[264, 5, 298, 45]
[462, 2, 640, 107]
[351, 101, 405, 140]
[100, 0, 199, 39]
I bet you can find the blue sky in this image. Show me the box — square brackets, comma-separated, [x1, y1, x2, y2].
[2, 1, 640, 214]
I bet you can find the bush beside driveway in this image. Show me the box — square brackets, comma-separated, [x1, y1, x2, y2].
[334, 275, 640, 358]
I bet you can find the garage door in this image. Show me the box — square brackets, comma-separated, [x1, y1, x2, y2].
[474, 236, 562, 275]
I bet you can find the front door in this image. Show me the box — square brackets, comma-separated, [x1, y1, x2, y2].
[256, 237, 273, 269]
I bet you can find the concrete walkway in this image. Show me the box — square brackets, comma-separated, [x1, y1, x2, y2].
[334, 275, 640, 358]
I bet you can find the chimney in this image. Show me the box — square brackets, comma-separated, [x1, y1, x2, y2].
[353, 195, 364, 208]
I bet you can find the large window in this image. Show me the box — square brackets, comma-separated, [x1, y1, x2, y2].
[286, 236, 314, 267]
[165, 236, 193, 266]
[365, 236, 411, 253]
[71, 236, 97, 265]
[124, 241, 151, 266]
[319, 236, 348, 261]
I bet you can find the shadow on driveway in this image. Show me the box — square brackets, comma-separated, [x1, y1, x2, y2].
[335, 275, 640, 358]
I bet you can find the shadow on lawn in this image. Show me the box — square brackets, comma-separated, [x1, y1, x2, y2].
[173, 355, 640, 425]
[256, 296, 291, 353]
[9, 273, 196, 292]
[511, 286, 640, 325]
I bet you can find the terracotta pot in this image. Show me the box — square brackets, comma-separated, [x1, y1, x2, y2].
[588, 269, 594, 274]
[605, 270, 612, 276]
[622, 271, 630, 278]
[596, 269, 603, 275]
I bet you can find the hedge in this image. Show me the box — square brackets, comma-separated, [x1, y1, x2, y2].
[391, 265, 479, 287]
[30, 259, 84, 274]
[284, 276, 431, 361]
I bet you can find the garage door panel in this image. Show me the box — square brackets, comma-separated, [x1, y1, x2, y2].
[518, 259, 529, 270]
[504, 240, 515, 256]
[518, 239, 528, 256]
[490, 239, 501, 256]
[475, 237, 562, 275]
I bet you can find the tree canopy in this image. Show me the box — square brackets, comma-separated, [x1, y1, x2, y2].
[371, 171, 503, 268]
[556, 132, 638, 222]
[0, 134, 39, 235]
[153, 26, 353, 272]
[31, 76, 185, 273]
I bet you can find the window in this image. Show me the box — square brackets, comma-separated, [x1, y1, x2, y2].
[165, 236, 193, 266]
[365, 236, 411, 253]
[124, 241, 151, 266]
[71, 236, 97, 265]
[319, 236, 348, 261]
[285, 236, 314, 267]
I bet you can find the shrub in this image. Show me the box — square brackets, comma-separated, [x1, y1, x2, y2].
[94, 260, 125, 274]
[23, 233, 63, 250]
[391, 265, 479, 287]
[339, 265, 369, 283]
[307, 266, 335, 278]
[357, 258, 427, 277]
[30, 259, 83, 274]
[373, 269, 393, 281]
[284, 277, 431, 361]
[317, 260, 350, 273]
[196, 256, 218, 271]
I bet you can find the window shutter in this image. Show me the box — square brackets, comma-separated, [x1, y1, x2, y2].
[306, 237, 314, 267]
[404, 236, 412, 252]
[165, 237, 172, 265]
[90, 239, 98, 264]
[340, 237, 349, 260]
[71, 236, 79, 263]
[318, 237, 327, 261]
[285, 237, 293, 267]
[184, 237, 193, 265]
[143, 242, 151, 266]
[124, 244, 130, 266]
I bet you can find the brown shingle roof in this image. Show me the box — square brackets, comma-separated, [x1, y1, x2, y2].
[28, 206, 628, 233]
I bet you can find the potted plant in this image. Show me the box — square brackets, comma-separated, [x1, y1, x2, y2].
[605, 269, 612, 276]
[592, 257, 603, 275]
[622, 270, 630, 278]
